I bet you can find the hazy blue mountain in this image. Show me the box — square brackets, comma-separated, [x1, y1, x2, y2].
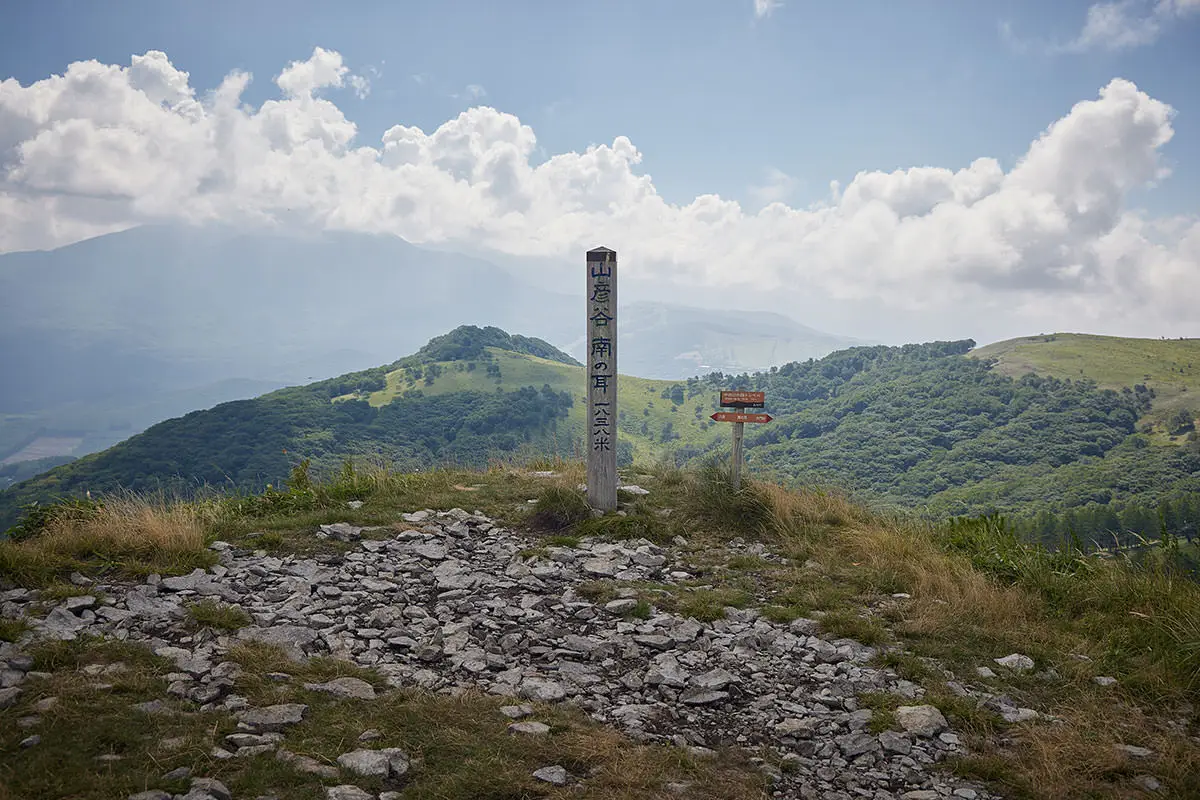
[0, 224, 857, 469]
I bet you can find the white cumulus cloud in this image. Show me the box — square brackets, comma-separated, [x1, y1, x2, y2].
[1062, 0, 1200, 52]
[0, 48, 1197, 336]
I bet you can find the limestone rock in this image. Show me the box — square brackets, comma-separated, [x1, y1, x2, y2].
[336, 748, 410, 779]
[894, 705, 948, 737]
[326, 787, 375, 800]
[994, 653, 1034, 672]
[235, 703, 308, 732]
[533, 765, 569, 785]
[304, 677, 377, 700]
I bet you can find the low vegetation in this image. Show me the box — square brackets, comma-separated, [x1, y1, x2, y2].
[185, 599, 252, 632]
[0, 494, 219, 586]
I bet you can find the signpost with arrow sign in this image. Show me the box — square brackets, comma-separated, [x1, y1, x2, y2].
[712, 392, 771, 489]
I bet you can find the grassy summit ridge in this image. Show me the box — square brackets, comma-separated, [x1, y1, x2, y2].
[1, 464, 1197, 798]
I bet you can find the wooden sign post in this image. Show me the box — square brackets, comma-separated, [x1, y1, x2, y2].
[586, 247, 617, 511]
[714, 391, 769, 490]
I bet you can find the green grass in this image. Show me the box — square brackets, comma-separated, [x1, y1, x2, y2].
[816, 609, 888, 646]
[972, 333, 1200, 434]
[0, 616, 29, 642]
[185, 599, 252, 632]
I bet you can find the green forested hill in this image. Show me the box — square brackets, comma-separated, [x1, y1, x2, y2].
[3, 329, 1199, 545]
[0, 326, 727, 529]
[971, 333, 1200, 439]
[692, 340, 1200, 544]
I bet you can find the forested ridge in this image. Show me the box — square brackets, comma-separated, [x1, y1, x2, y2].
[688, 340, 1200, 546]
[0, 379, 573, 528]
[2, 330, 1197, 546]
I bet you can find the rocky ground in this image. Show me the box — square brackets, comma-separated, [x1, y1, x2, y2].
[0, 507, 1036, 799]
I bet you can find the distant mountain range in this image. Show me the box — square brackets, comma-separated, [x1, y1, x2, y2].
[0, 224, 861, 470]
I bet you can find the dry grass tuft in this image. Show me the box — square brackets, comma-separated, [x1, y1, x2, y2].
[0, 495, 218, 585]
[755, 481, 871, 539]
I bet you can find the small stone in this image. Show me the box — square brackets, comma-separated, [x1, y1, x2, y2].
[0, 686, 22, 709]
[879, 730, 912, 754]
[303, 677, 377, 700]
[689, 667, 737, 691]
[994, 653, 1034, 672]
[133, 699, 170, 715]
[128, 792, 172, 800]
[500, 704, 534, 719]
[358, 728, 383, 741]
[325, 787, 374, 800]
[32, 696, 57, 713]
[974, 666, 996, 679]
[1093, 676, 1118, 687]
[533, 765, 569, 785]
[1000, 706, 1039, 723]
[19, 734, 40, 748]
[953, 790, 978, 799]
[276, 748, 339, 778]
[65, 594, 98, 611]
[519, 677, 565, 702]
[679, 688, 729, 705]
[508, 721, 551, 735]
[1133, 775, 1161, 792]
[894, 705, 948, 737]
[774, 718, 818, 737]
[186, 778, 232, 800]
[162, 766, 193, 781]
[347, 500, 364, 510]
[901, 792, 940, 800]
[604, 599, 639, 614]
[235, 703, 308, 732]
[1116, 743, 1154, 759]
[336, 747, 409, 779]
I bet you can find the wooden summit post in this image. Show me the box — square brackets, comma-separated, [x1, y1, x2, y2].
[586, 247, 617, 511]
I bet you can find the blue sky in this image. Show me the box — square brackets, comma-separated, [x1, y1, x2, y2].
[1, 0, 1197, 343]
[5, 0, 1197, 213]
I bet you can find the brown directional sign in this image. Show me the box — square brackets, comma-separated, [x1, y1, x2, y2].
[720, 391, 765, 408]
[711, 412, 772, 424]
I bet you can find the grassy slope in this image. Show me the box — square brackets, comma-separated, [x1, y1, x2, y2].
[360, 348, 727, 463]
[3, 465, 1199, 798]
[972, 334, 1200, 438]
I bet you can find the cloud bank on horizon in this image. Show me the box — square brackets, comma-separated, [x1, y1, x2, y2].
[0, 46, 1197, 333]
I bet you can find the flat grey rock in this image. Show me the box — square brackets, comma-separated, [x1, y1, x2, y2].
[304, 676, 376, 700]
[508, 721, 551, 735]
[994, 653, 1034, 672]
[336, 747, 409, 778]
[326, 787, 375, 800]
[895, 705, 948, 737]
[235, 703, 307, 732]
[533, 764, 568, 785]
[0, 686, 22, 709]
[519, 677, 565, 702]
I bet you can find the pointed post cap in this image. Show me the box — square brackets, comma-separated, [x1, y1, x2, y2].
[587, 246, 616, 259]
